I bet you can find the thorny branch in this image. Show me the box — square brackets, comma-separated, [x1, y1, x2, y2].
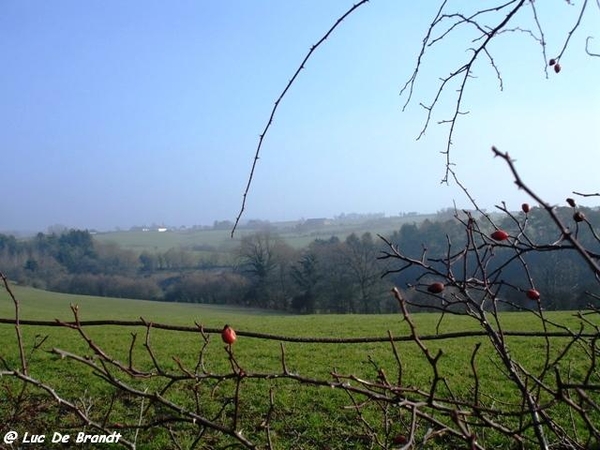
[1, 272, 27, 375]
[231, 0, 370, 237]
[376, 148, 600, 449]
[233, 1, 597, 229]
[492, 146, 600, 277]
[0, 315, 595, 342]
[399, 0, 596, 184]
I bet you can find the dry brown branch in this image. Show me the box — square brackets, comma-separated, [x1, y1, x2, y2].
[1, 271, 27, 375]
[400, 0, 526, 182]
[231, 0, 370, 237]
[574, 190, 600, 197]
[374, 145, 600, 448]
[555, 0, 590, 61]
[492, 146, 600, 277]
[1, 315, 593, 342]
[398, 0, 596, 184]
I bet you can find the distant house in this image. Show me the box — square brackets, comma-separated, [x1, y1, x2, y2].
[296, 218, 331, 232]
[305, 218, 329, 227]
[157, 227, 168, 233]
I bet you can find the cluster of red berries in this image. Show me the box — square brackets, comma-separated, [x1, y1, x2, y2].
[422, 195, 591, 320]
[489, 217, 541, 301]
[424, 207, 546, 300]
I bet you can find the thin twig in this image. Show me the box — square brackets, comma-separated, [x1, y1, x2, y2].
[231, 0, 370, 236]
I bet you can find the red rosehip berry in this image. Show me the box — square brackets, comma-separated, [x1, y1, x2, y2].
[221, 324, 237, 345]
[491, 230, 509, 241]
[427, 282, 445, 294]
[554, 63, 561, 73]
[392, 434, 408, 445]
[566, 198, 576, 207]
[549, 58, 556, 66]
[526, 289, 540, 301]
[573, 211, 585, 223]
[521, 203, 530, 213]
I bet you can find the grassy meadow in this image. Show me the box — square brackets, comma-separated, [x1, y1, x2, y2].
[1, 286, 599, 449]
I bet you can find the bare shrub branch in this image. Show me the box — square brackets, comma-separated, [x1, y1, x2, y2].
[232, 0, 370, 237]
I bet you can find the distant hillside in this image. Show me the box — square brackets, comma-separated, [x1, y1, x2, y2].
[93, 213, 440, 252]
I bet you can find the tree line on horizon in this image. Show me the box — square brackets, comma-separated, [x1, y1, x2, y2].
[1, 206, 599, 313]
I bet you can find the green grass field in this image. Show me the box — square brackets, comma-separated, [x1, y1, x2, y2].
[1, 287, 599, 449]
[95, 229, 242, 253]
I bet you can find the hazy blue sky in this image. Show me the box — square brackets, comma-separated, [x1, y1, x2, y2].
[1, 1, 599, 233]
